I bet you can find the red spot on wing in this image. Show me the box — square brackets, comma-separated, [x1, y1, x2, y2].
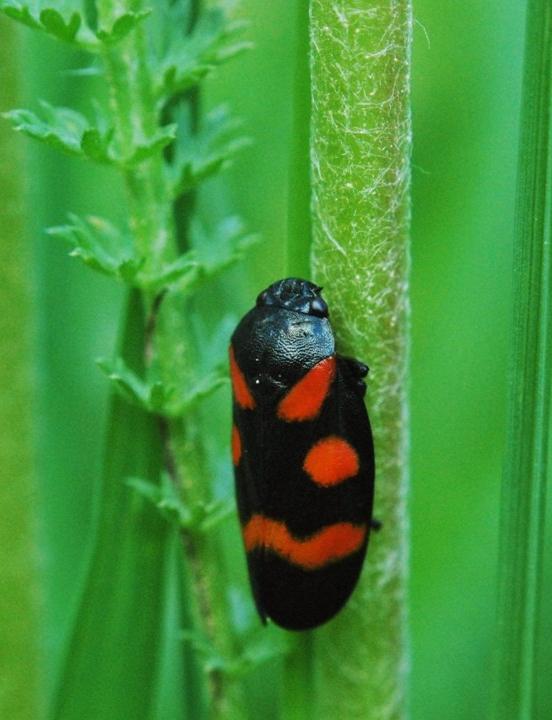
[231, 425, 242, 465]
[229, 345, 255, 410]
[303, 436, 359, 486]
[277, 356, 336, 422]
[243, 515, 366, 570]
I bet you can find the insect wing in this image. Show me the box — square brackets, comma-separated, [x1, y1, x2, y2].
[231, 348, 375, 631]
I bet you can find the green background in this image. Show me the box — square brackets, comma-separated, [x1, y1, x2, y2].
[2, 1, 549, 718]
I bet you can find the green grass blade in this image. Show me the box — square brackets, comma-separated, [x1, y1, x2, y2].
[310, 1, 412, 717]
[281, 5, 315, 718]
[286, 0, 311, 278]
[49, 291, 183, 720]
[494, 2, 552, 718]
[0, 19, 41, 720]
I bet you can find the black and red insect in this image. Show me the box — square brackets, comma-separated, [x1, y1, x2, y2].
[229, 278, 375, 631]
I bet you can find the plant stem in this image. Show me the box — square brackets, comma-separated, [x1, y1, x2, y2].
[309, 1, 412, 718]
[494, 2, 552, 718]
[169, 417, 246, 720]
[0, 19, 40, 720]
[97, 5, 172, 272]
[96, 3, 244, 716]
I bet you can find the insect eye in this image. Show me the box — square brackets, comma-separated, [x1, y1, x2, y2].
[309, 298, 328, 317]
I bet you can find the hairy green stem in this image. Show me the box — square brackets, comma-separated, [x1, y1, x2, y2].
[310, 2, 412, 718]
[494, 2, 552, 718]
[0, 19, 40, 720]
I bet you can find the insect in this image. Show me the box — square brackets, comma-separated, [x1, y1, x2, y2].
[229, 277, 376, 631]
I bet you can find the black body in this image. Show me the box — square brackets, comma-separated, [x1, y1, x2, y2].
[230, 278, 375, 631]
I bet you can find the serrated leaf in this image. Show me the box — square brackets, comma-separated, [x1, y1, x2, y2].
[96, 9, 151, 44]
[39, 8, 80, 43]
[0, 2, 97, 48]
[192, 215, 259, 279]
[97, 356, 149, 407]
[0, 1, 40, 30]
[3, 101, 170, 168]
[168, 366, 228, 417]
[198, 498, 234, 532]
[138, 250, 199, 293]
[48, 214, 143, 282]
[127, 473, 231, 532]
[100, 356, 228, 420]
[4, 104, 86, 156]
[127, 474, 193, 527]
[157, 7, 251, 101]
[152, 217, 257, 296]
[3, 102, 114, 163]
[180, 624, 287, 680]
[171, 106, 249, 196]
[122, 124, 177, 166]
[229, 629, 289, 677]
[97, 356, 175, 414]
[81, 127, 113, 163]
[180, 630, 227, 674]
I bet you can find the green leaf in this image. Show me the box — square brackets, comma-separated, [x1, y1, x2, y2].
[149, 217, 257, 296]
[138, 250, 199, 293]
[47, 214, 143, 282]
[49, 291, 177, 720]
[4, 103, 87, 156]
[80, 127, 113, 163]
[180, 626, 287, 680]
[98, 354, 227, 418]
[97, 356, 174, 414]
[168, 365, 228, 417]
[3, 102, 172, 167]
[197, 497, 234, 533]
[494, 1, 552, 717]
[0, 1, 41, 30]
[192, 215, 259, 279]
[0, 0, 151, 50]
[180, 630, 227, 676]
[128, 474, 234, 532]
[39, 8, 81, 43]
[0, 21, 40, 712]
[49, 214, 211, 292]
[230, 628, 289, 677]
[171, 106, 249, 196]
[3, 102, 114, 163]
[157, 7, 251, 101]
[0, 2, 97, 48]
[96, 10, 151, 45]
[121, 123, 177, 166]
[127, 474, 193, 527]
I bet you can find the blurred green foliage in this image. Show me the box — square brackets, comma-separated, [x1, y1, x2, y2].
[0, 16, 40, 720]
[2, 0, 550, 719]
